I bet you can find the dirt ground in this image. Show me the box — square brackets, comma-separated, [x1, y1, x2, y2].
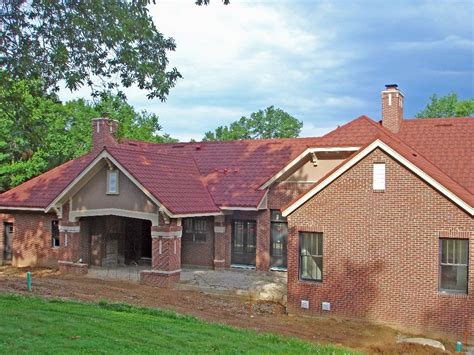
[0, 266, 455, 354]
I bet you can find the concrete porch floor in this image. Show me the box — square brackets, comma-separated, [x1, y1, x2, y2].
[85, 265, 287, 304]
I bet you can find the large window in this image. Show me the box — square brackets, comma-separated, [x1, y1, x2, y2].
[299, 232, 323, 281]
[51, 220, 60, 248]
[183, 218, 211, 242]
[440, 239, 468, 293]
[270, 210, 288, 269]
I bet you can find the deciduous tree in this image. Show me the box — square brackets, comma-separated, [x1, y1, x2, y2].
[416, 93, 474, 118]
[203, 106, 303, 141]
[1, 0, 181, 100]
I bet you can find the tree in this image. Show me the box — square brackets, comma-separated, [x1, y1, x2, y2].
[0, 73, 176, 191]
[203, 106, 303, 141]
[1, 0, 181, 100]
[416, 93, 474, 118]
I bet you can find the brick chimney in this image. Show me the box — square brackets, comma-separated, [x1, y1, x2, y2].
[381, 84, 404, 133]
[92, 115, 118, 151]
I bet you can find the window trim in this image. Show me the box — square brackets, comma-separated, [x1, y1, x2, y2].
[51, 220, 60, 248]
[299, 231, 323, 283]
[439, 238, 469, 294]
[106, 170, 119, 195]
[373, 162, 386, 191]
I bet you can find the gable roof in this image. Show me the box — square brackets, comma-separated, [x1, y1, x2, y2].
[105, 146, 220, 216]
[122, 136, 326, 208]
[282, 128, 474, 217]
[0, 115, 472, 215]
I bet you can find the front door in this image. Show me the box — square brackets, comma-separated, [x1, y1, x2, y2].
[270, 210, 288, 269]
[3, 223, 13, 263]
[231, 220, 256, 266]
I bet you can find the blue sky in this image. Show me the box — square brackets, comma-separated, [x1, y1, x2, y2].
[59, 0, 474, 141]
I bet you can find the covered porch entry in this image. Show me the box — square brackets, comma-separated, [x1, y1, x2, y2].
[79, 215, 152, 267]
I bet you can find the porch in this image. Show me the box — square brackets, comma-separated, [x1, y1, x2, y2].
[85, 265, 287, 303]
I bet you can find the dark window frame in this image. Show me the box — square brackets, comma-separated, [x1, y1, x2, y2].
[183, 218, 211, 243]
[232, 220, 257, 254]
[299, 232, 323, 282]
[270, 210, 288, 258]
[51, 220, 60, 248]
[439, 238, 469, 294]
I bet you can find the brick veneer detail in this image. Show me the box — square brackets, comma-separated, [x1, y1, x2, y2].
[286, 148, 474, 340]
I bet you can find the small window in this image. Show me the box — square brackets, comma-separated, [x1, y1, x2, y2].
[440, 239, 468, 293]
[373, 163, 386, 191]
[183, 218, 210, 242]
[107, 170, 119, 194]
[51, 220, 60, 248]
[299, 232, 323, 281]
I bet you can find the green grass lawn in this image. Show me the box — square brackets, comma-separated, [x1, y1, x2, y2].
[0, 293, 353, 354]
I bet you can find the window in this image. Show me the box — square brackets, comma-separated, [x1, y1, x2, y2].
[270, 210, 288, 266]
[373, 163, 386, 191]
[107, 170, 119, 194]
[51, 220, 60, 247]
[440, 239, 468, 293]
[183, 218, 210, 242]
[299, 232, 323, 281]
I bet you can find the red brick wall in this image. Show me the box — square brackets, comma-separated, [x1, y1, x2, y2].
[0, 211, 60, 267]
[181, 218, 214, 267]
[287, 148, 474, 340]
[151, 225, 182, 272]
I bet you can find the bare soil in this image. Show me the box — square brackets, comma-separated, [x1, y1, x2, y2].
[0, 266, 454, 354]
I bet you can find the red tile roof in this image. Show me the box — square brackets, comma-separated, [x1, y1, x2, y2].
[0, 115, 472, 214]
[397, 117, 474, 195]
[0, 153, 97, 209]
[105, 146, 220, 215]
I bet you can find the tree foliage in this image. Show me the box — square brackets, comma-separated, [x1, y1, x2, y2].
[203, 106, 303, 141]
[195, 0, 230, 5]
[416, 93, 474, 118]
[1, 0, 181, 100]
[0, 73, 176, 191]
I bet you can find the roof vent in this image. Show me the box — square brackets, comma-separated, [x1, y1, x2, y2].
[128, 142, 138, 146]
[172, 144, 185, 148]
[434, 123, 453, 127]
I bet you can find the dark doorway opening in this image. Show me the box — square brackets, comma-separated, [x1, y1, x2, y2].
[3, 223, 13, 263]
[124, 218, 151, 264]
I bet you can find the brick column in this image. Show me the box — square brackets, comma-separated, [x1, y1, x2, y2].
[213, 215, 226, 269]
[256, 209, 270, 271]
[140, 224, 182, 287]
[57, 202, 88, 274]
[58, 220, 88, 274]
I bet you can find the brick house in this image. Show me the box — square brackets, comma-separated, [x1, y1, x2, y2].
[0, 85, 472, 338]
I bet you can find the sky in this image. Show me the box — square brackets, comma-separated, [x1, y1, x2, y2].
[59, 0, 474, 142]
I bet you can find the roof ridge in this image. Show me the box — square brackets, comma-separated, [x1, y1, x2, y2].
[402, 116, 474, 122]
[321, 115, 379, 138]
[122, 135, 324, 147]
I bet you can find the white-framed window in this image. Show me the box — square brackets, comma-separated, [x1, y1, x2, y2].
[373, 163, 386, 191]
[299, 232, 323, 282]
[107, 170, 119, 194]
[440, 239, 468, 294]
